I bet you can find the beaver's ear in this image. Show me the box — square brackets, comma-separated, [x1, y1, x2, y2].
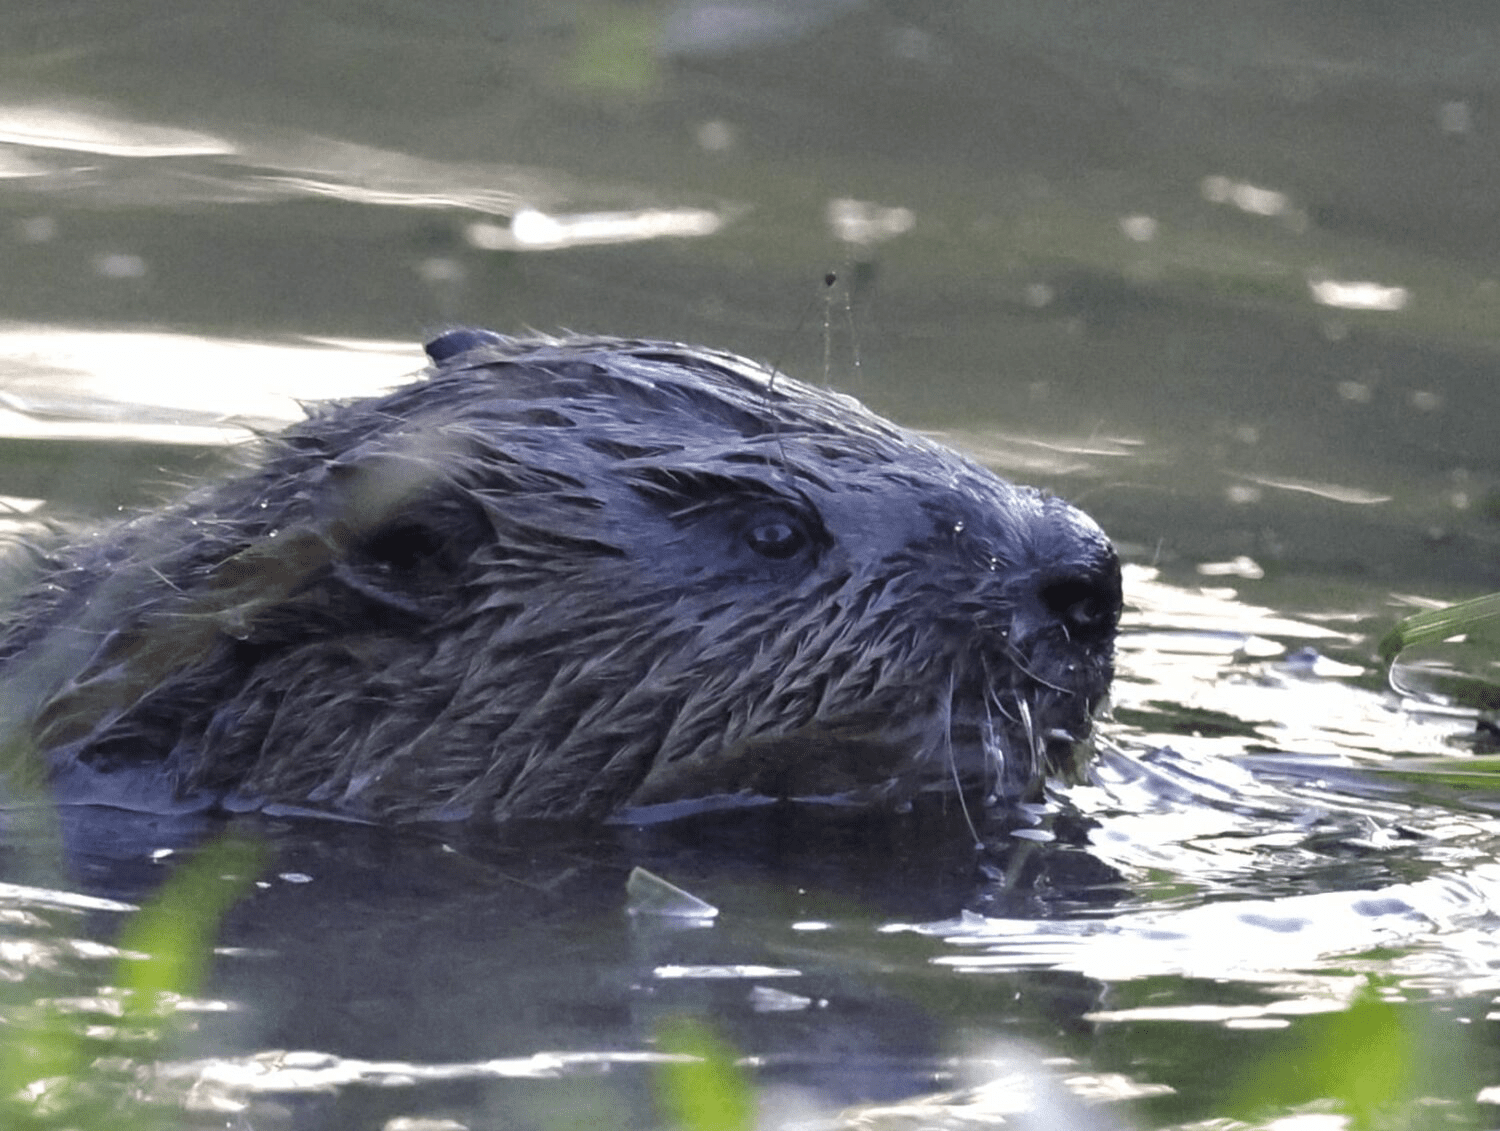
[317, 453, 491, 619]
[337, 494, 491, 618]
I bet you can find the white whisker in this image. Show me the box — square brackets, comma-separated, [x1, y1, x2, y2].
[943, 665, 981, 845]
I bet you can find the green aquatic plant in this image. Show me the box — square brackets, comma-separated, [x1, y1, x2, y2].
[1378, 591, 1500, 784]
[0, 833, 264, 1130]
[1378, 592, 1500, 665]
[1380, 593, 1500, 714]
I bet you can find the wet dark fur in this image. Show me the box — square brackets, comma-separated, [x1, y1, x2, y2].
[0, 332, 1121, 823]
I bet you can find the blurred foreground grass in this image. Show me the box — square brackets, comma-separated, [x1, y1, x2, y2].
[1231, 979, 1478, 1131]
[653, 1017, 756, 1131]
[0, 834, 264, 1130]
[0, 827, 1490, 1131]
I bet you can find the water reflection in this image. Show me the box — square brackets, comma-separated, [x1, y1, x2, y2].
[915, 856, 1500, 984]
[0, 104, 233, 157]
[484, 205, 725, 249]
[1308, 278, 1410, 312]
[0, 325, 420, 440]
[0, 101, 737, 257]
[4, 1, 1500, 1124]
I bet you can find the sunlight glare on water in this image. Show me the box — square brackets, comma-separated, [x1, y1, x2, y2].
[1114, 564, 1473, 759]
[0, 326, 422, 440]
[0, 104, 234, 158]
[908, 862, 1500, 987]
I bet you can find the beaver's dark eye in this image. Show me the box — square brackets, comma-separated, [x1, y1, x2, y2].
[745, 518, 808, 560]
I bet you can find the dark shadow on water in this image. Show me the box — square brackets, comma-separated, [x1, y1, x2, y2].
[24, 792, 1132, 919]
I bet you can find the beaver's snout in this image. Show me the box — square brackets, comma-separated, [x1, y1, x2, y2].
[915, 501, 1123, 806]
[0, 331, 1122, 824]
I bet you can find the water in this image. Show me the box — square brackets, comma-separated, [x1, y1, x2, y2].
[2, 2, 1499, 1128]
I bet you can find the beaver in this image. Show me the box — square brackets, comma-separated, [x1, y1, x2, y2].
[0, 330, 1121, 824]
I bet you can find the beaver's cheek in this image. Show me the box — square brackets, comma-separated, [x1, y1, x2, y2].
[624, 718, 945, 808]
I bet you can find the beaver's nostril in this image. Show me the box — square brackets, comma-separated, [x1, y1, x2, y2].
[1038, 571, 1122, 643]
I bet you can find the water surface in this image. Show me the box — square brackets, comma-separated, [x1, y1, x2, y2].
[2, 3, 1499, 1128]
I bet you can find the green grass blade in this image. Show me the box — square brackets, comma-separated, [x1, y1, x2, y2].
[1379, 592, 1500, 663]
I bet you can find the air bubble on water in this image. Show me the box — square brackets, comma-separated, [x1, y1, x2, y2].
[94, 252, 147, 279]
[695, 119, 734, 151]
[1439, 100, 1472, 134]
[1023, 282, 1054, 308]
[17, 216, 56, 243]
[1410, 389, 1442, 412]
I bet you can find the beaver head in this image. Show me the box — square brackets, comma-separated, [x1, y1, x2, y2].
[0, 330, 1121, 823]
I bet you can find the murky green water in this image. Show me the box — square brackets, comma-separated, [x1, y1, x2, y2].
[1, 3, 1498, 1128]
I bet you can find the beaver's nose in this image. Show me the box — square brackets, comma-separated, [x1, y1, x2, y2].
[1037, 564, 1122, 646]
[1003, 548, 1121, 649]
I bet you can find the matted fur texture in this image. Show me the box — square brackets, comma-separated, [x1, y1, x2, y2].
[0, 331, 1121, 823]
